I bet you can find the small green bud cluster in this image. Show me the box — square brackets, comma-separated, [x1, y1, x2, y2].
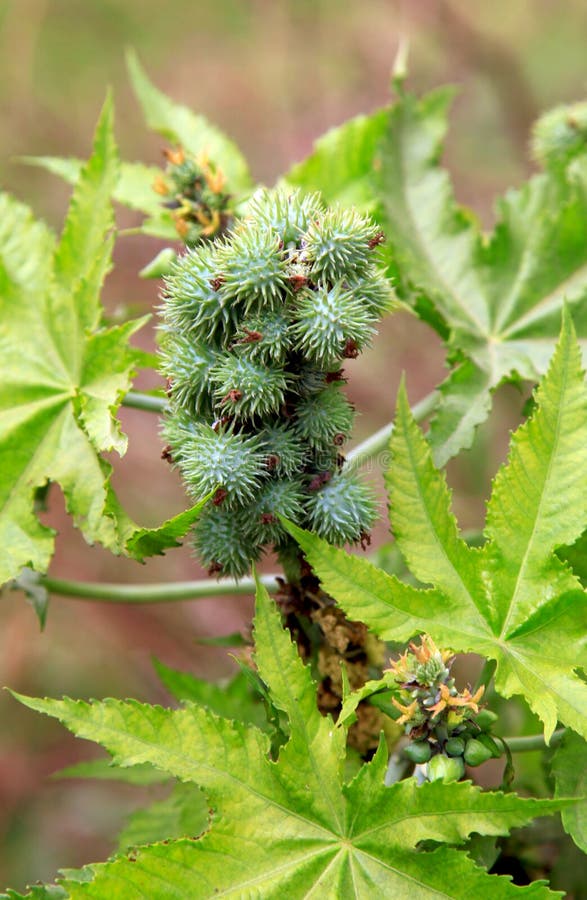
[406, 710, 502, 783]
[388, 636, 502, 780]
[161, 189, 393, 576]
[531, 102, 587, 170]
[154, 146, 233, 245]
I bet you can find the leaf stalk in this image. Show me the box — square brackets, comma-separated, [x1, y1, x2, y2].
[345, 389, 438, 474]
[40, 574, 280, 603]
[502, 728, 566, 753]
[122, 391, 167, 413]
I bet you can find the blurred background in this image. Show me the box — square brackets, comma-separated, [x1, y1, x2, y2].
[1, 0, 586, 891]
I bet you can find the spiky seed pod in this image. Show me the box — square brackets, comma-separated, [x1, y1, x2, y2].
[292, 280, 377, 367]
[159, 332, 218, 416]
[244, 478, 306, 544]
[531, 102, 587, 169]
[180, 424, 267, 505]
[160, 407, 200, 465]
[233, 309, 291, 364]
[345, 272, 397, 318]
[211, 355, 289, 419]
[217, 227, 289, 311]
[258, 424, 306, 476]
[194, 505, 262, 578]
[295, 367, 344, 397]
[294, 384, 355, 451]
[163, 247, 236, 342]
[161, 187, 392, 577]
[305, 472, 376, 544]
[246, 189, 324, 246]
[303, 207, 382, 282]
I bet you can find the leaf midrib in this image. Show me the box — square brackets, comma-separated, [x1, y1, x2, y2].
[401, 407, 491, 633]
[498, 644, 587, 737]
[325, 554, 487, 646]
[498, 360, 568, 639]
[499, 258, 587, 340]
[261, 596, 345, 834]
[388, 107, 487, 339]
[55, 700, 337, 841]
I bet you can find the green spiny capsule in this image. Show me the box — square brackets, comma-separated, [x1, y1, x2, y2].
[194, 505, 263, 578]
[306, 473, 376, 545]
[160, 187, 391, 578]
[159, 333, 218, 416]
[180, 424, 267, 505]
[426, 754, 465, 783]
[244, 477, 306, 543]
[531, 101, 587, 169]
[303, 207, 382, 282]
[233, 309, 291, 364]
[217, 226, 289, 312]
[246, 189, 324, 246]
[464, 739, 493, 767]
[294, 383, 355, 451]
[403, 741, 432, 764]
[163, 246, 235, 343]
[211, 355, 289, 419]
[292, 280, 377, 367]
[345, 272, 397, 318]
[258, 424, 306, 477]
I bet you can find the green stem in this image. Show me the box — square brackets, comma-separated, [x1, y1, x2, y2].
[41, 574, 280, 603]
[122, 391, 167, 413]
[475, 658, 497, 693]
[502, 728, 566, 753]
[345, 389, 438, 474]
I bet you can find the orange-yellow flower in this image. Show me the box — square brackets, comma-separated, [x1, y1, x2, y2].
[163, 146, 186, 166]
[391, 697, 419, 725]
[429, 684, 485, 718]
[153, 175, 170, 196]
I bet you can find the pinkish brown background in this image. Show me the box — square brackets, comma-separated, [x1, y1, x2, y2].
[1, 0, 585, 890]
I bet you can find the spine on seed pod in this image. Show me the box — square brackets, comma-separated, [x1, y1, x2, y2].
[160, 188, 395, 578]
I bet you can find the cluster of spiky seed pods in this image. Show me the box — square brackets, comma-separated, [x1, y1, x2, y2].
[160, 188, 393, 577]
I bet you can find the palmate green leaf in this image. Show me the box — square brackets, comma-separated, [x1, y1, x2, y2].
[0, 887, 68, 900]
[117, 782, 209, 852]
[13, 580, 564, 898]
[126, 50, 252, 196]
[337, 672, 400, 728]
[20, 156, 178, 240]
[153, 658, 268, 730]
[552, 730, 587, 853]
[283, 106, 390, 210]
[121, 494, 212, 563]
[0, 96, 196, 588]
[286, 313, 587, 742]
[376, 89, 587, 464]
[55, 758, 165, 786]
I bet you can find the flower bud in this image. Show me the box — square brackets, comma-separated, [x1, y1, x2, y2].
[444, 737, 466, 757]
[403, 741, 432, 764]
[426, 754, 465, 783]
[464, 739, 493, 767]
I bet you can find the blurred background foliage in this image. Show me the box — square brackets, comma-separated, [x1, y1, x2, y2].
[1, 0, 586, 891]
